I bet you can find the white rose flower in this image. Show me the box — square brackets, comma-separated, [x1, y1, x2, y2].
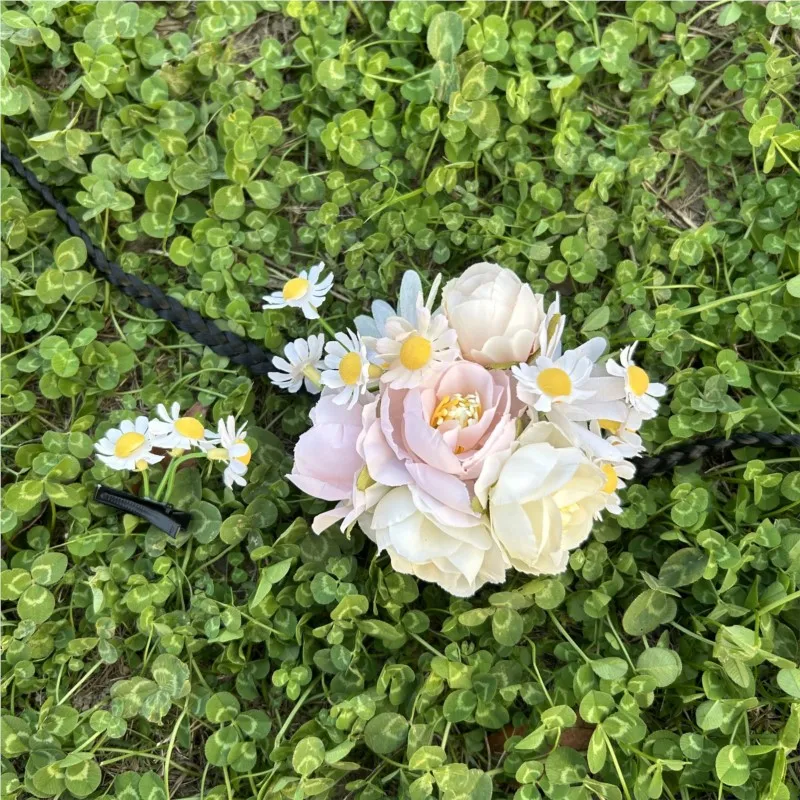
[360, 486, 508, 597]
[480, 421, 607, 575]
[442, 262, 547, 367]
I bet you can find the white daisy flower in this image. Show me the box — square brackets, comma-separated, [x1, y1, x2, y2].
[594, 459, 636, 516]
[354, 270, 425, 339]
[149, 402, 216, 452]
[536, 294, 567, 360]
[373, 302, 459, 390]
[606, 342, 667, 420]
[207, 416, 251, 489]
[320, 330, 375, 409]
[94, 416, 166, 472]
[262, 262, 333, 320]
[591, 414, 645, 459]
[268, 334, 325, 394]
[514, 339, 629, 423]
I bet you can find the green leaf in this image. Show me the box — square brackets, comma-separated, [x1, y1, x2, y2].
[715, 744, 750, 786]
[427, 11, 464, 61]
[669, 75, 696, 96]
[292, 736, 325, 777]
[30, 552, 68, 586]
[317, 58, 347, 91]
[777, 668, 800, 698]
[17, 583, 56, 624]
[658, 547, 707, 588]
[636, 648, 682, 687]
[622, 590, 677, 636]
[492, 607, 523, 646]
[64, 758, 102, 798]
[55, 237, 88, 271]
[205, 691, 241, 723]
[581, 306, 610, 333]
[151, 654, 190, 699]
[364, 712, 409, 754]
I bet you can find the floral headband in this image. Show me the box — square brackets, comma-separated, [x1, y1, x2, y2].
[3, 142, 798, 597]
[268, 264, 664, 596]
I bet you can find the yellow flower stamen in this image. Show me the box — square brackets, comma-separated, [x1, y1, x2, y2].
[598, 419, 621, 435]
[356, 466, 374, 491]
[282, 277, 310, 301]
[537, 367, 572, 398]
[114, 432, 145, 458]
[174, 417, 205, 439]
[601, 464, 618, 494]
[235, 439, 251, 466]
[627, 365, 650, 396]
[338, 352, 363, 386]
[430, 393, 482, 429]
[367, 363, 385, 380]
[399, 335, 432, 371]
[135, 459, 149, 471]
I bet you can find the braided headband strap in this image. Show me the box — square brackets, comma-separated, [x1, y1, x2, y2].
[1, 142, 275, 376]
[3, 142, 798, 480]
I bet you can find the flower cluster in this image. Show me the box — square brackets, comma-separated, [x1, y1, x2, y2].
[94, 403, 251, 490]
[269, 262, 666, 597]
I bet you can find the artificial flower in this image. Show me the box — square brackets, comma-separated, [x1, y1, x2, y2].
[538, 295, 567, 359]
[478, 422, 607, 575]
[321, 330, 373, 409]
[94, 416, 166, 471]
[262, 262, 333, 320]
[373, 302, 459, 390]
[361, 360, 521, 528]
[442, 262, 547, 366]
[268, 334, 325, 394]
[593, 458, 636, 516]
[355, 270, 424, 339]
[513, 338, 627, 422]
[149, 402, 216, 452]
[360, 486, 508, 597]
[208, 416, 251, 488]
[605, 342, 667, 420]
[287, 395, 368, 502]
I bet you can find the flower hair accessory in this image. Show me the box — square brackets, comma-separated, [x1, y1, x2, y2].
[3, 143, 798, 592]
[281, 262, 665, 597]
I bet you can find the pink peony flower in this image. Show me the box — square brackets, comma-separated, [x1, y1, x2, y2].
[287, 394, 365, 501]
[362, 360, 522, 527]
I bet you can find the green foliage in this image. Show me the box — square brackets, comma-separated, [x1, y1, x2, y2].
[2, 1, 800, 799]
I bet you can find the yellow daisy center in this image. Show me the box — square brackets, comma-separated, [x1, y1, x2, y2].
[338, 352, 363, 386]
[430, 393, 482, 429]
[537, 367, 572, 397]
[601, 464, 618, 494]
[235, 439, 251, 466]
[135, 459, 149, 471]
[627, 365, 650, 396]
[282, 277, 310, 301]
[174, 417, 205, 440]
[400, 335, 432, 371]
[115, 432, 145, 458]
[367, 363, 385, 380]
[598, 419, 621, 435]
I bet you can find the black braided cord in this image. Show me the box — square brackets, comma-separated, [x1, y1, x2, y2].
[1, 141, 275, 376]
[3, 141, 799, 481]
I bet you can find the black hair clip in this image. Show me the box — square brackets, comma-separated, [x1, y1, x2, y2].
[94, 485, 192, 538]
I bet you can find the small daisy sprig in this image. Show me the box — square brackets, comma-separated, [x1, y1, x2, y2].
[263, 263, 333, 320]
[93, 406, 252, 505]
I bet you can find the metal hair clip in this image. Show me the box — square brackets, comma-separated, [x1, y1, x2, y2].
[94, 485, 192, 538]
